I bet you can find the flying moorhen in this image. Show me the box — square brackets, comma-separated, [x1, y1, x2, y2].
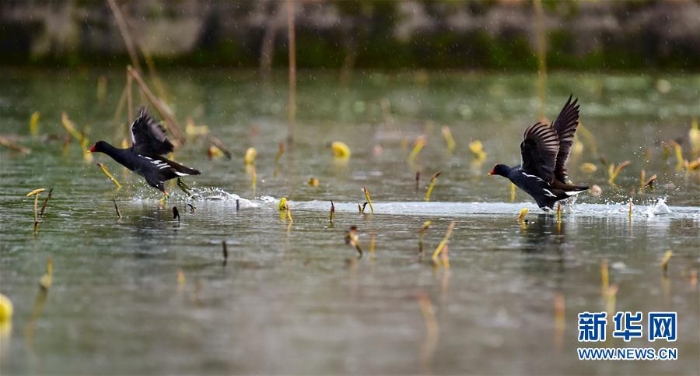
[89, 108, 200, 193]
[489, 96, 588, 210]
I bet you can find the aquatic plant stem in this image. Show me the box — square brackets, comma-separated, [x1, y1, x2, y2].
[330, 200, 335, 224]
[0, 137, 31, 154]
[33, 194, 39, 234]
[554, 293, 565, 350]
[286, 0, 296, 147]
[113, 199, 122, 219]
[363, 187, 374, 214]
[661, 250, 673, 274]
[418, 221, 432, 254]
[534, 0, 547, 119]
[29, 111, 40, 136]
[107, 0, 143, 75]
[97, 163, 122, 189]
[601, 260, 609, 296]
[417, 293, 439, 370]
[39, 188, 53, 218]
[424, 172, 441, 202]
[127, 71, 133, 121]
[441, 126, 456, 153]
[432, 221, 456, 262]
[27, 188, 45, 235]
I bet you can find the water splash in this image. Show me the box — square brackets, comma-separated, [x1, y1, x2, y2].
[289, 200, 697, 220]
[131, 187, 259, 208]
[644, 198, 671, 218]
[129, 189, 695, 219]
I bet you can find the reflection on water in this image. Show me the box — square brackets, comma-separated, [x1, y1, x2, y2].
[1, 71, 699, 375]
[519, 214, 568, 254]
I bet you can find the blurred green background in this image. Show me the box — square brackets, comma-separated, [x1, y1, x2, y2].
[2, 0, 699, 71]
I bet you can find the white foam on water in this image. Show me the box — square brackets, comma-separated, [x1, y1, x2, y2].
[127, 188, 698, 220]
[130, 187, 259, 208]
[646, 198, 671, 217]
[287, 200, 699, 220]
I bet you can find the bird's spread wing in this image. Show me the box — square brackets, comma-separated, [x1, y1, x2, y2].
[551, 95, 580, 182]
[130, 108, 174, 156]
[520, 122, 559, 183]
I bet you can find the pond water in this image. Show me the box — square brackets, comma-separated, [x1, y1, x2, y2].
[1, 70, 699, 375]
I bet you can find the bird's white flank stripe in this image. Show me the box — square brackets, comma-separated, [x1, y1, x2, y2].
[521, 172, 545, 182]
[543, 189, 557, 198]
[565, 190, 586, 196]
[149, 159, 169, 169]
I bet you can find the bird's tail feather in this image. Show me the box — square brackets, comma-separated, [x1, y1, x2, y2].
[564, 187, 588, 196]
[165, 159, 201, 176]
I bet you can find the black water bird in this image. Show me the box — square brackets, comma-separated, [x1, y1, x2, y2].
[89, 109, 200, 193]
[489, 96, 588, 210]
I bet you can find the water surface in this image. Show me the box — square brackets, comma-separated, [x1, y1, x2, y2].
[1, 70, 699, 375]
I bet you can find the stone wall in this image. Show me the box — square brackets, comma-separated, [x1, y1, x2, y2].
[1, 0, 699, 70]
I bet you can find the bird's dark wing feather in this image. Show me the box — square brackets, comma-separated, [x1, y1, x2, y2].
[130, 108, 174, 156]
[520, 122, 559, 183]
[551, 95, 580, 182]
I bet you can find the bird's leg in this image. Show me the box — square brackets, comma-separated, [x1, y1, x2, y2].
[159, 190, 169, 206]
[177, 178, 192, 197]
